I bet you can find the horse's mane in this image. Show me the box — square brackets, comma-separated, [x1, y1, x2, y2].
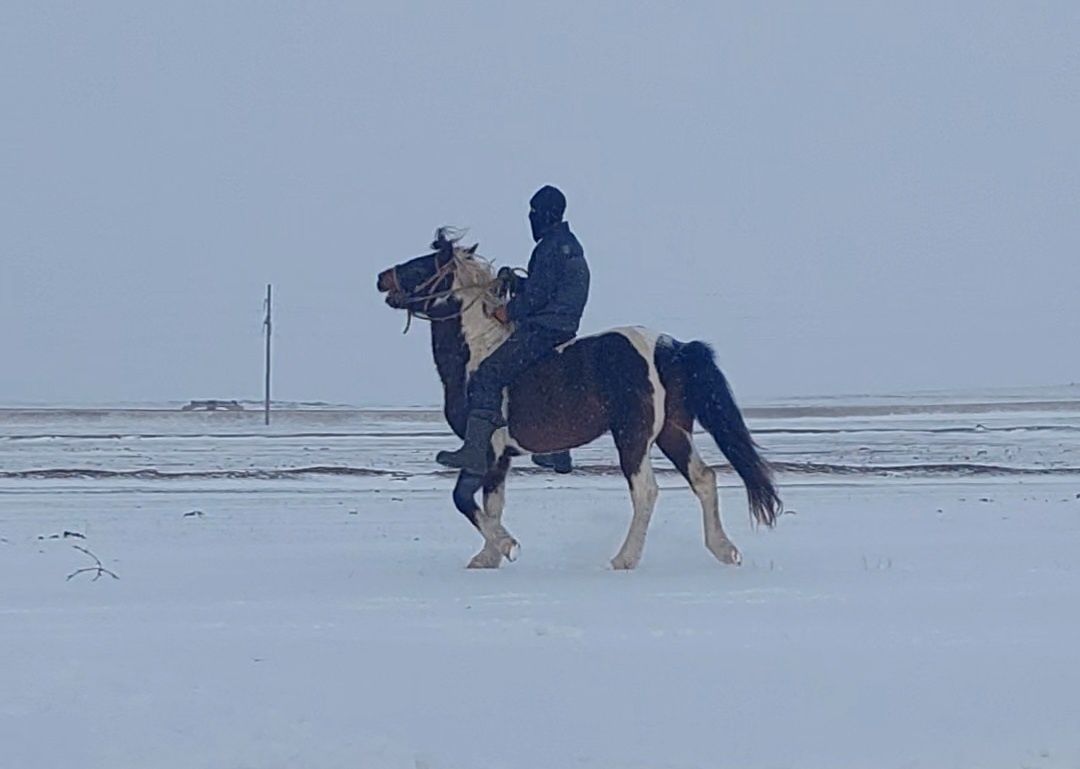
[431, 226, 468, 250]
[432, 226, 495, 288]
[454, 250, 495, 286]
[428, 227, 508, 357]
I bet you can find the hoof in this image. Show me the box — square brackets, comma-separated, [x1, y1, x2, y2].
[709, 540, 742, 565]
[467, 548, 502, 569]
[610, 553, 641, 570]
[500, 538, 520, 562]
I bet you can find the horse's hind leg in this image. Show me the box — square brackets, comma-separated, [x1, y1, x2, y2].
[466, 454, 519, 569]
[656, 425, 740, 565]
[611, 434, 660, 571]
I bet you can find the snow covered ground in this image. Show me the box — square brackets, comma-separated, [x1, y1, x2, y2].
[2, 397, 1079, 769]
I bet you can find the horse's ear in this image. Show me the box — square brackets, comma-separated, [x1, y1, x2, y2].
[465, 243, 479, 255]
[431, 227, 448, 251]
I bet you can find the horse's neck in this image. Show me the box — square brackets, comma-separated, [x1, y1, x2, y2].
[457, 282, 512, 374]
[451, 256, 511, 369]
[428, 262, 512, 434]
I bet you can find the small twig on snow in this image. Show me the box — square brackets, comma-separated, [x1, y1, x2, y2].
[66, 545, 119, 582]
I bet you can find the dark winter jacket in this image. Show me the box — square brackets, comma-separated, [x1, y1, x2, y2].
[506, 221, 590, 335]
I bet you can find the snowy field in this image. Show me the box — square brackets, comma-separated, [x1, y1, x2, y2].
[2, 394, 1080, 769]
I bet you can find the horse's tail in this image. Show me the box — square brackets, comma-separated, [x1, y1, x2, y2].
[675, 340, 782, 527]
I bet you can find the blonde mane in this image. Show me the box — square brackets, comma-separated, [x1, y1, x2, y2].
[451, 248, 497, 290]
[451, 247, 513, 370]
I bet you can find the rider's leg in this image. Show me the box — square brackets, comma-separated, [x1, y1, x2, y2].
[436, 326, 566, 474]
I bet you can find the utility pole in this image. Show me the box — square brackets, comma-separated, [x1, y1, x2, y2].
[263, 284, 272, 426]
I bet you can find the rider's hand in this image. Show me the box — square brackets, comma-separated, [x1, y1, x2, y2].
[497, 267, 520, 293]
[492, 305, 510, 325]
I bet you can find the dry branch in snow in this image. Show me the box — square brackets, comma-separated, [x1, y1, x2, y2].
[66, 545, 119, 582]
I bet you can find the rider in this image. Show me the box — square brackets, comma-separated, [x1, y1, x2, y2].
[436, 185, 590, 476]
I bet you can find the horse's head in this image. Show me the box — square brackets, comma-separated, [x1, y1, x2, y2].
[376, 228, 486, 316]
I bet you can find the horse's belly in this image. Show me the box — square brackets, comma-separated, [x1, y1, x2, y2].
[506, 383, 608, 454]
[504, 330, 653, 454]
[509, 407, 608, 454]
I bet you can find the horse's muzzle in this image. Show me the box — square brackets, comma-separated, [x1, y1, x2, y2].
[376, 269, 396, 294]
[377, 268, 407, 309]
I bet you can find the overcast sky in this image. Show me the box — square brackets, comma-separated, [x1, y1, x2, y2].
[2, 2, 1077, 406]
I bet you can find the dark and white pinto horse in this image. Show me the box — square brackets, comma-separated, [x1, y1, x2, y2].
[377, 230, 783, 569]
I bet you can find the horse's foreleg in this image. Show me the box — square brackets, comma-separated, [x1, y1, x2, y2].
[455, 471, 502, 569]
[465, 455, 518, 568]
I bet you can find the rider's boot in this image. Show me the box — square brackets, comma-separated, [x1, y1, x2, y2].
[436, 410, 503, 476]
[532, 451, 573, 474]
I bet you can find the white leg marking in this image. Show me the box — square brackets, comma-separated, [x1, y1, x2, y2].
[608, 329, 667, 570]
[686, 437, 740, 565]
[467, 468, 519, 568]
[611, 456, 659, 570]
[483, 479, 506, 518]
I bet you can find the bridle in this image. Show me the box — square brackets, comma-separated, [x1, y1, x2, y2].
[387, 252, 457, 306]
[389, 251, 507, 334]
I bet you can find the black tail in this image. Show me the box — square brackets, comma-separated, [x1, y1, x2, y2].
[676, 341, 782, 527]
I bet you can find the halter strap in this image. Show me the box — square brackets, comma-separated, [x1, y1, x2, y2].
[393, 253, 508, 334]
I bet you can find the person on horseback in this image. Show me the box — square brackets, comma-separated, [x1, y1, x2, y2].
[436, 185, 590, 476]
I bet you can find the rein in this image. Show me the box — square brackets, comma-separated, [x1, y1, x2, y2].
[392, 254, 507, 334]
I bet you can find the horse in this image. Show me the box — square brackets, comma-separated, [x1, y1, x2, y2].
[376, 228, 783, 569]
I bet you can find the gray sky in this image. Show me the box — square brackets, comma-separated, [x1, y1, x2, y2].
[3, 2, 1078, 406]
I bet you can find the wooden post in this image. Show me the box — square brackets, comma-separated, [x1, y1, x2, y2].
[263, 284, 272, 426]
